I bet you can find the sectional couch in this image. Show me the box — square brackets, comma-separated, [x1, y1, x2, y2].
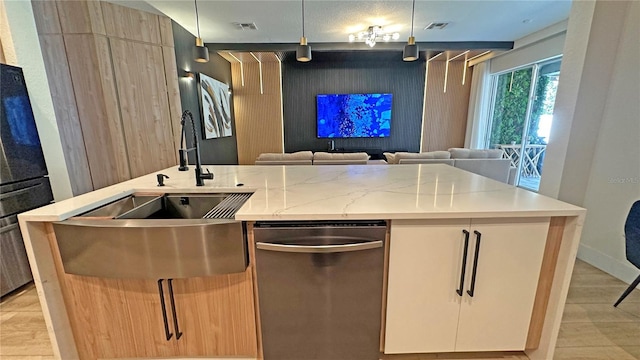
[254, 151, 369, 165]
[384, 148, 515, 185]
[255, 149, 515, 185]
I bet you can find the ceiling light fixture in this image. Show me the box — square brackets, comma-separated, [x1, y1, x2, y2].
[403, 0, 419, 61]
[193, 0, 209, 63]
[296, 0, 312, 62]
[348, 26, 400, 48]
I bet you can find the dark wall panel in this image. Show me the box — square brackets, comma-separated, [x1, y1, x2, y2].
[282, 53, 425, 155]
[172, 21, 238, 164]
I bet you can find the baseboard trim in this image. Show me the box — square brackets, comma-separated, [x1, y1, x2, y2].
[577, 244, 640, 287]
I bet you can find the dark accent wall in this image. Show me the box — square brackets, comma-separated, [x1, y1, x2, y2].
[172, 21, 238, 164]
[282, 52, 425, 155]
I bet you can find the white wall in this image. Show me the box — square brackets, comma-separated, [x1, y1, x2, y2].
[541, 0, 640, 284]
[538, 1, 598, 200]
[575, 0, 640, 284]
[3, 0, 73, 201]
[490, 31, 566, 74]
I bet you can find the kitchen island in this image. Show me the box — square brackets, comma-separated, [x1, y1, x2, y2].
[19, 164, 585, 360]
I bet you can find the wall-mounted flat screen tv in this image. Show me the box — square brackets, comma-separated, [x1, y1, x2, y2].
[317, 93, 392, 138]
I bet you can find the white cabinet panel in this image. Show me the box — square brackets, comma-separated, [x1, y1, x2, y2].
[456, 218, 549, 351]
[385, 217, 550, 354]
[385, 219, 470, 353]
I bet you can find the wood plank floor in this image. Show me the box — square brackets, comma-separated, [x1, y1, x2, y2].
[1, 259, 638, 359]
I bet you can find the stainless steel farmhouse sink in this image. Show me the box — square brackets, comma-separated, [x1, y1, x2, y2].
[78, 194, 159, 218]
[117, 193, 238, 220]
[52, 193, 252, 279]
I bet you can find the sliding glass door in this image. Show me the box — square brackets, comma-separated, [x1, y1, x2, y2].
[486, 59, 561, 191]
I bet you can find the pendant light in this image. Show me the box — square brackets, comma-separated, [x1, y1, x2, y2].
[193, 0, 209, 63]
[296, 0, 312, 62]
[403, 0, 419, 61]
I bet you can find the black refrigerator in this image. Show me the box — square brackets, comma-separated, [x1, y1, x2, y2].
[0, 64, 54, 297]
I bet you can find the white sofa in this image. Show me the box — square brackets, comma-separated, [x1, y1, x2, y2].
[255, 151, 313, 165]
[383, 148, 516, 185]
[447, 148, 514, 184]
[453, 158, 513, 183]
[312, 152, 370, 165]
[384, 151, 451, 164]
[255, 149, 515, 184]
[398, 158, 455, 165]
[255, 151, 369, 165]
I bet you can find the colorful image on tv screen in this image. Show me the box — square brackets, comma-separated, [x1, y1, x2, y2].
[317, 93, 392, 138]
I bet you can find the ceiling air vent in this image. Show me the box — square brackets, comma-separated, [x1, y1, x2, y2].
[233, 22, 258, 30]
[424, 22, 449, 30]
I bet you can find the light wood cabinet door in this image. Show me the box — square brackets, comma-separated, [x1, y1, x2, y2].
[455, 218, 549, 351]
[172, 269, 258, 357]
[385, 219, 471, 353]
[384, 218, 549, 354]
[64, 271, 257, 359]
[62, 276, 176, 359]
[119, 279, 179, 357]
[109, 38, 177, 178]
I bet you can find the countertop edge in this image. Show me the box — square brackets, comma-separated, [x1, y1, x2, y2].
[17, 165, 587, 223]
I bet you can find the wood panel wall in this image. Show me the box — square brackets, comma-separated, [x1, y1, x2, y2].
[226, 51, 475, 155]
[0, 37, 5, 64]
[65, 34, 131, 189]
[31, 0, 181, 193]
[421, 60, 473, 151]
[0, 0, 9, 64]
[0, 0, 16, 65]
[37, 34, 94, 193]
[228, 53, 283, 165]
[101, 2, 160, 43]
[31, 0, 96, 194]
[109, 38, 176, 178]
[56, 0, 105, 35]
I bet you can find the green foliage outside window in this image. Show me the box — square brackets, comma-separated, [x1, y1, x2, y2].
[489, 68, 550, 146]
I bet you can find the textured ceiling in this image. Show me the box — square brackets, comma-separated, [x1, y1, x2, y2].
[120, 0, 572, 44]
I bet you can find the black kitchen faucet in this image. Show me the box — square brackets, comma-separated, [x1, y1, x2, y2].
[178, 110, 214, 186]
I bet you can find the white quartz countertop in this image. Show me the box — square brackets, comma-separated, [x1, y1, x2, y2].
[19, 164, 585, 222]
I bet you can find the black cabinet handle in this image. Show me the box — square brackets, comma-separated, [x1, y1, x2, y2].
[167, 279, 183, 340]
[456, 230, 470, 296]
[467, 231, 482, 297]
[157, 279, 173, 341]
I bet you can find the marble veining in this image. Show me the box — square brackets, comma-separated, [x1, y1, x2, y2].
[19, 164, 584, 222]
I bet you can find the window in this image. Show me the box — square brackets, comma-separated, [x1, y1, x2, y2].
[485, 58, 561, 191]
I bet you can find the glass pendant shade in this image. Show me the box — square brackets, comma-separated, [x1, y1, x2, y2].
[297, 37, 312, 62]
[403, 36, 419, 62]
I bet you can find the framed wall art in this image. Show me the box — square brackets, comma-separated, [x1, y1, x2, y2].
[198, 73, 232, 139]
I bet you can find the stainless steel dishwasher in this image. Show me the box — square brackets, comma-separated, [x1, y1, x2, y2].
[253, 220, 387, 360]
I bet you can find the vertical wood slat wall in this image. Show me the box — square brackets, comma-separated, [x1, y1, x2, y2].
[0, 1, 12, 65]
[223, 52, 472, 157]
[227, 53, 284, 165]
[422, 61, 474, 152]
[31, 0, 181, 194]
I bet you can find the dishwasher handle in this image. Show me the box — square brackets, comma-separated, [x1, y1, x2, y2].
[256, 240, 383, 254]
